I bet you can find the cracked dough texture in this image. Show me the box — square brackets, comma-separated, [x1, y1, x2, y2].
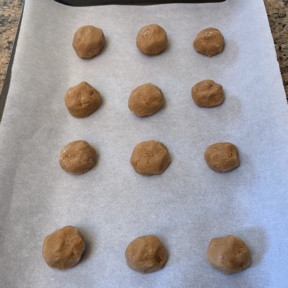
[72, 25, 105, 59]
[128, 83, 164, 116]
[192, 80, 224, 107]
[125, 235, 168, 273]
[65, 81, 101, 118]
[207, 235, 251, 274]
[59, 140, 97, 175]
[193, 27, 225, 57]
[136, 24, 168, 55]
[130, 140, 171, 176]
[42, 226, 85, 270]
[204, 142, 240, 173]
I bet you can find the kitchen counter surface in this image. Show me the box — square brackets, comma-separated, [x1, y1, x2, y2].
[1, 0, 288, 99]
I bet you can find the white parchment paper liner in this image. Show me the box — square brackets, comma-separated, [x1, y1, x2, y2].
[1, 0, 288, 287]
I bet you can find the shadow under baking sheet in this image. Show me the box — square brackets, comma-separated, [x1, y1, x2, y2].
[54, 0, 225, 6]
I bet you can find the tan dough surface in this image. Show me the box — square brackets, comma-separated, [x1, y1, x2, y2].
[130, 140, 171, 176]
[204, 142, 240, 173]
[59, 140, 97, 175]
[193, 27, 225, 57]
[42, 226, 85, 270]
[125, 235, 168, 273]
[207, 235, 251, 274]
[192, 80, 224, 107]
[72, 25, 105, 59]
[65, 81, 101, 118]
[128, 83, 165, 116]
[136, 24, 168, 56]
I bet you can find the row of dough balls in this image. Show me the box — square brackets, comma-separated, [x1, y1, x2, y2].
[59, 140, 240, 175]
[42, 226, 251, 274]
[72, 24, 224, 58]
[65, 80, 224, 119]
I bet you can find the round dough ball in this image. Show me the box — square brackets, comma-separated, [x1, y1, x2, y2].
[72, 25, 105, 59]
[193, 27, 225, 57]
[207, 235, 251, 274]
[42, 226, 85, 270]
[130, 140, 171, 176]
[204, 142, 240, 173]
[128, 83, 165, 116]
[65, 81, 101, 118]
[125, 235, 168, 273]
[136, 24, 168, 56]
[192, 80, 224, 107]
[59, 140, 97, 175]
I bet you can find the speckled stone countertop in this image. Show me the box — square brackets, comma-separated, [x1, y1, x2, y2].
[0, 0, 288, 100]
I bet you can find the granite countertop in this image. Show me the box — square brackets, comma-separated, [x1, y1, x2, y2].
[0, 0, 288, 99]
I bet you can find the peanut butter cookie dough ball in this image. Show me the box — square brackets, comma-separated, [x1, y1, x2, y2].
[65, 82, 101, 118]
[59, 140, 97, 175]
[125, 235, 168, 273]
[207, 235, 251, 274]
[204, 142, 240, 173]
[192, 80, 224, 107]
[136, 24, 168, 56]
[130, 140, 171, 176]
[128, 83, 165, 116]
[72, 25, 105, 59]
[42, 226, 85, 270]
[193, 27, 224, 57]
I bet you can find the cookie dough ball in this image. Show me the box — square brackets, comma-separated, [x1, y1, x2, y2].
[72, 25, 105, 59]
[193, 27, 224, 57]
[192, 80, 224, 107]
[128, 83, 165, 116]
[59, 140, 97, 175]
[207, 235, 251, 274]
[204, 142, 240, 173]
[65, 82, 101, 118]
[130, 140, 171, 176]
[42, 226, 85, 270]
[125, 235, 168, 273]
[136, 24, 168, 56]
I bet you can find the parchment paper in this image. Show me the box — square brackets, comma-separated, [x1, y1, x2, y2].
[1, 0, 288, 287]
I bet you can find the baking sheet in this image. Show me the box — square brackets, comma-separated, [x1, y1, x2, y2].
[1, 0, 288, 287]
